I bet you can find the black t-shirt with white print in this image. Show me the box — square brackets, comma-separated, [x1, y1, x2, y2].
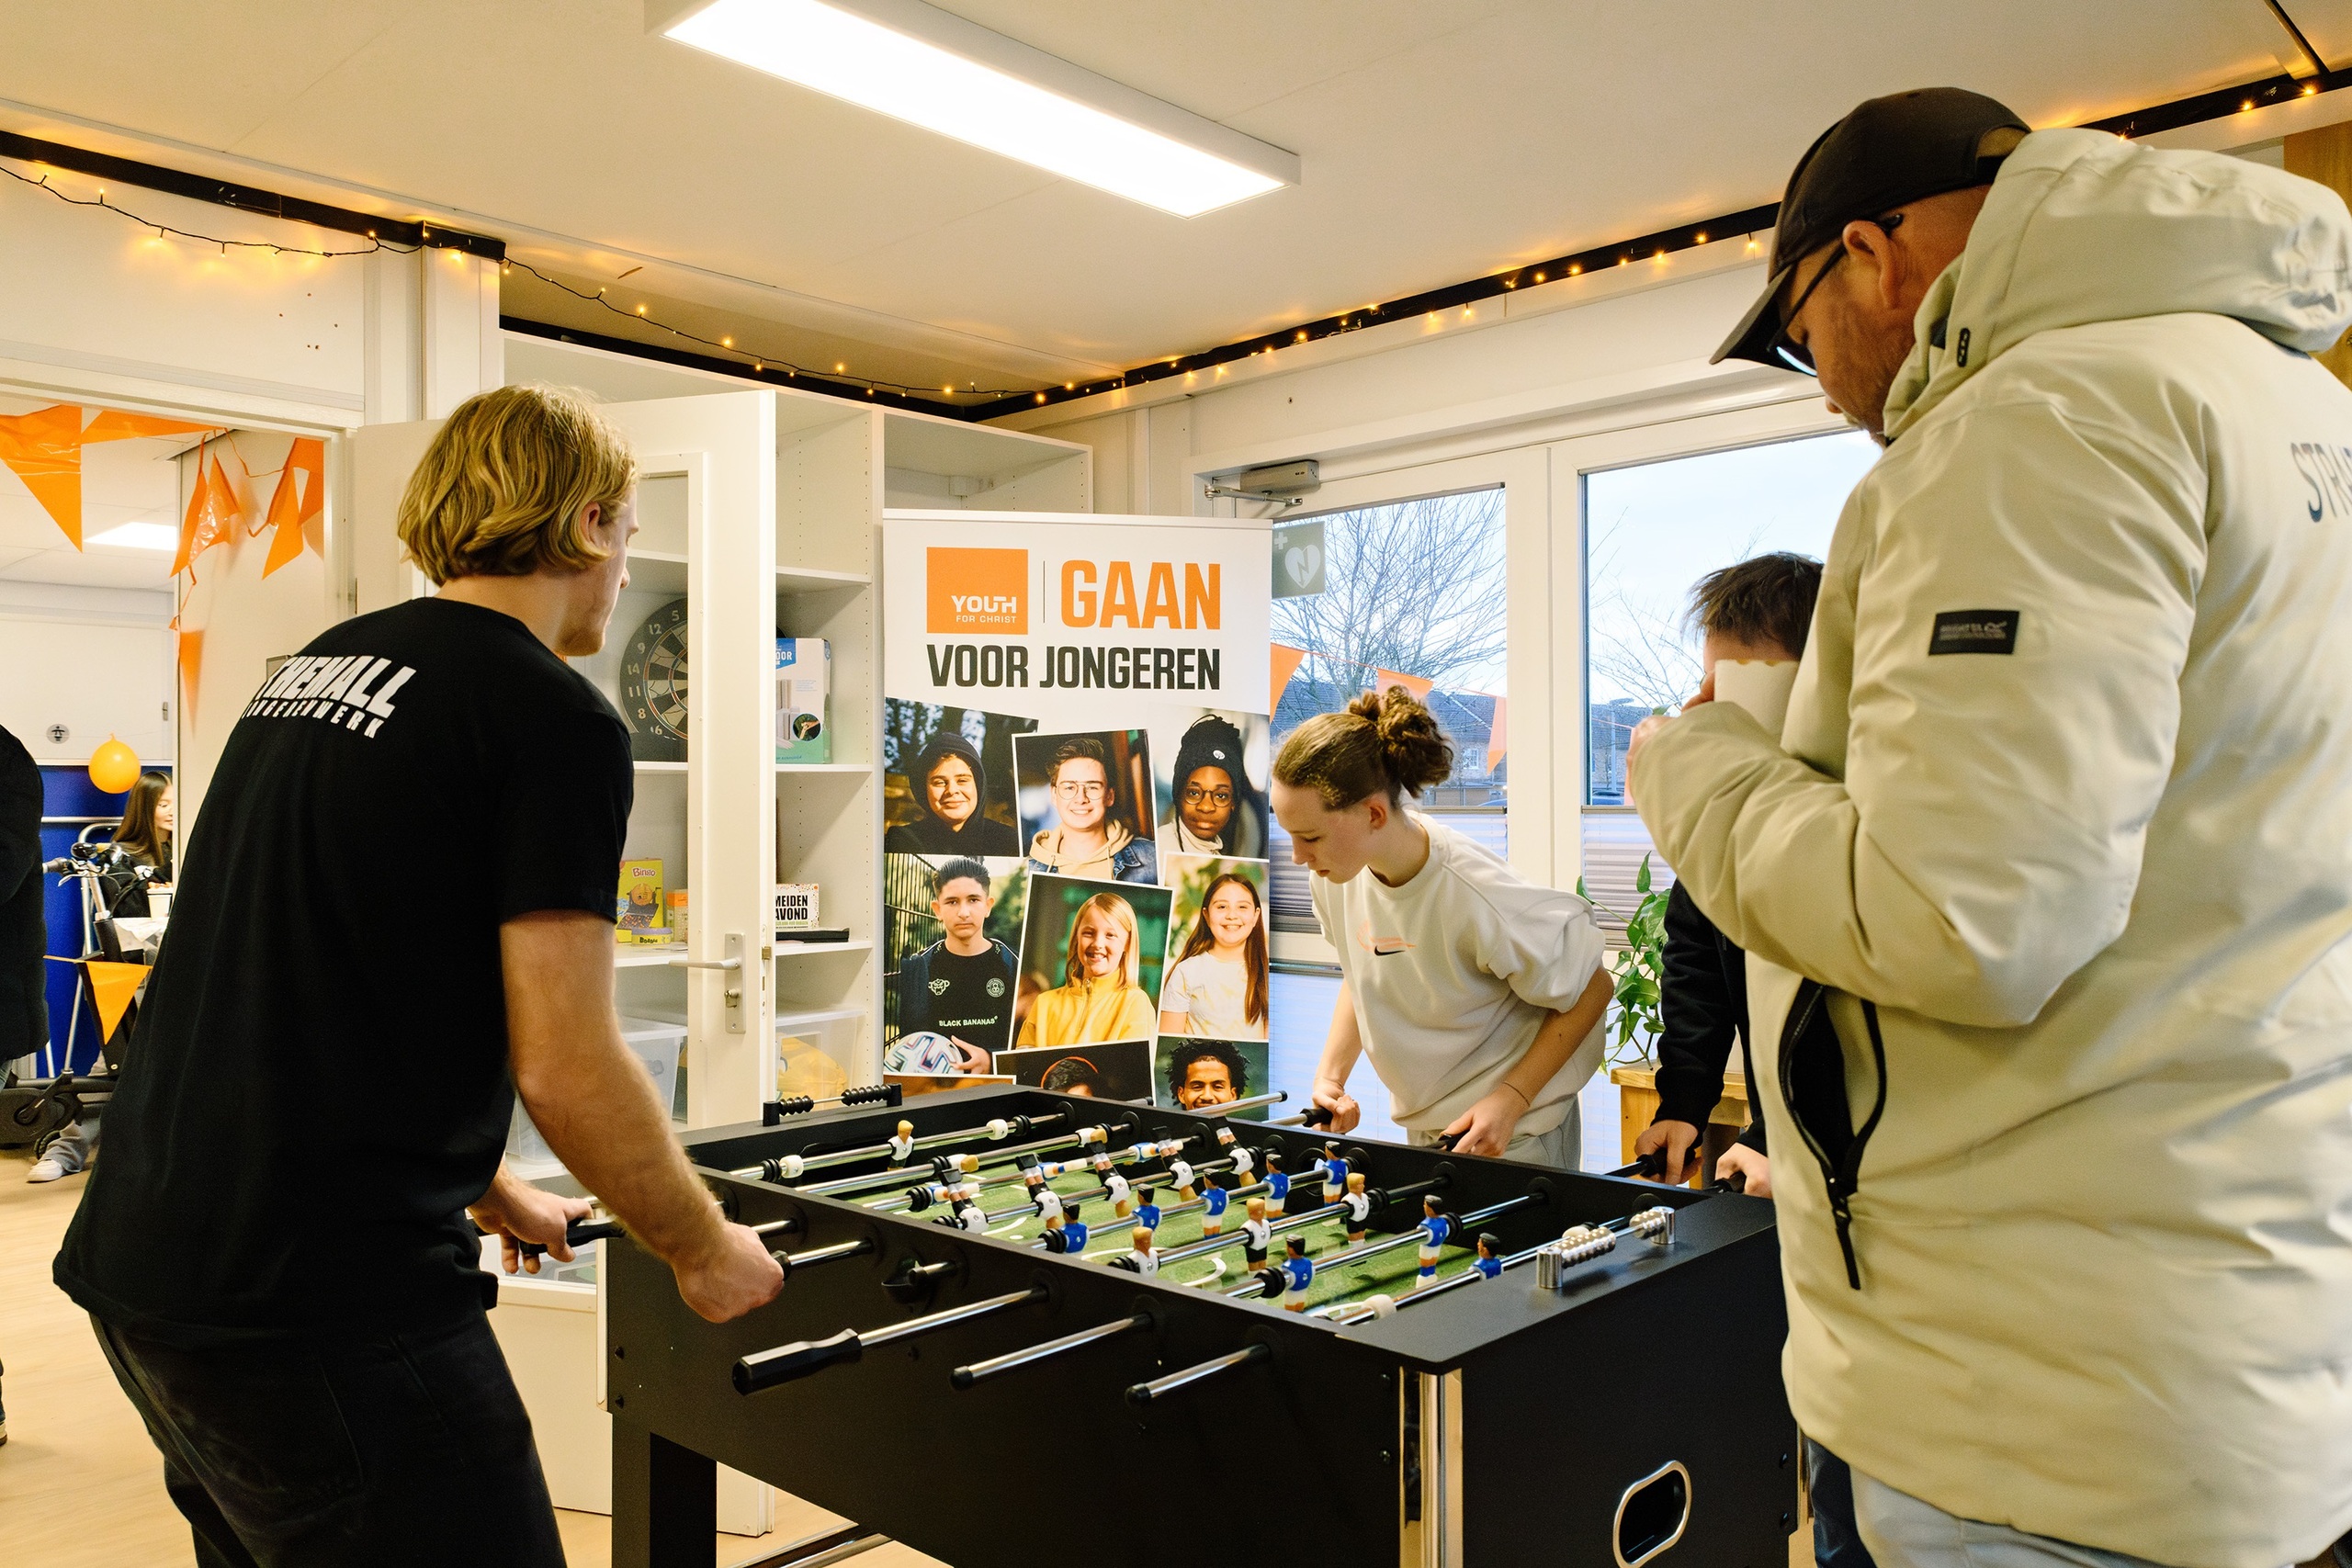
[55, 597, 631, 1346]
[897, 939, 1017, 1054]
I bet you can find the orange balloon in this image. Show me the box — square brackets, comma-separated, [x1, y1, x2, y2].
[89, 736, 141, 795]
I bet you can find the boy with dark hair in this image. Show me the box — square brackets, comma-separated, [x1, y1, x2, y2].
[890, 858, 1017, 1067]
[1634, 549, 1826, 1194]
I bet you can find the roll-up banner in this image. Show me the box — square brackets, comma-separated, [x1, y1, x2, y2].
[880, 512, 1274, 1118]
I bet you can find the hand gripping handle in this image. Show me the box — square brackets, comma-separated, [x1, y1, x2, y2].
[517, 1218, 625, 1260]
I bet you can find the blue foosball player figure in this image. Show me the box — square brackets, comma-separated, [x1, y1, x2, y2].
[1200, 1180, 1229, 1235]
[1264, 1154, 1289, 1217]
[1280, 1234, 1315, 1313]
[1320, 1144, 1349, 1204]
[1414, 1196, 1453, 1290]
[1473, 1233, 1503, 1280]
[1135, 1191, 1161, 1233]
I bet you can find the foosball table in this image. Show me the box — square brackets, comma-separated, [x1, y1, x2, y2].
[594, 1083, 1798, 1567]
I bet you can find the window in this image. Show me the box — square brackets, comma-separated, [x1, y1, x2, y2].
[1584, 433, 1876, 804]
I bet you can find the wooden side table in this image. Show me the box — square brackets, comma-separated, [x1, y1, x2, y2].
[1610, 1064, 1752, 1187]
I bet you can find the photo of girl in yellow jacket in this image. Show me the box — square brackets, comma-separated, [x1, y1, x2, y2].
[1014, 884, 1166, 1046]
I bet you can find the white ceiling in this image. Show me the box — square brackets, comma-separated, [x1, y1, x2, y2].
[0, 1, 2344, 395]
[0, 395, 186, 593]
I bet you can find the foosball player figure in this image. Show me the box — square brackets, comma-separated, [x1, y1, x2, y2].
[1035, 1187, 1064, 1224]
[1104, 1169, 1133, 1218]
[1227, 1140, 1254, 1183]
[888, 1119, 917, 1167]
[1320, 1144, 1349, 1204]
[1414, 1196, 1453, 1290]
[1340, 1172, 1374, 1244]
[1168, 1158, 1198, 1201]
[1264, 1153, 1289, 1216]
[952, 1194, 989, 1232]
[1134, 1190, 1161, 1233]
[1241, 1197, 1272, 1267]
[1043, 1208, 1090, 1256]
[1200, 1179, 1229, 1236]
[1125, 1225, 1159, 1276]
[1280, 1235, 1315, 1313]
[1473, 1233, 1503, 1280]
[1019, 1156, 1046, 1201]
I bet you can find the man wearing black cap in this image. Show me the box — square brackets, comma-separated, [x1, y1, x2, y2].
[1631, 89, 2352, 1568]
[887, 728, 1018, 855]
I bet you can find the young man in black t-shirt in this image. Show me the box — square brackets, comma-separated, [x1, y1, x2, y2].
[55, 386, 782, 1568]
[891, 858, 1016, 1068]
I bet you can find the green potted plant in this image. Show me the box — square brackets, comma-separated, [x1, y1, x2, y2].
[1577, 853, 1669, 1067]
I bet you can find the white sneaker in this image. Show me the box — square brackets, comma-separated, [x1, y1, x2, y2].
[28, 1131, 86, 1183]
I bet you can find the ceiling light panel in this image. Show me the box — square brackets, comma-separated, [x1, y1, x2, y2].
[87, 521, 180, 552]
[652, 0, 1298, 217]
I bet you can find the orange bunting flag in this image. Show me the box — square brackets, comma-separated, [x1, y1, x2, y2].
[262, 457, 306, 576]
[288, 436, 325, 525]
[82, 410, 221, 444]
[0, 403, 85, 547]
[83, 960, 148, 1043]
[1486, 695, 1509, 772]
[1374, 668, 1434, 702]
[173, 451, 241, 578]
[1271, 643, 1306, 718]
[176, 626, 203, 722]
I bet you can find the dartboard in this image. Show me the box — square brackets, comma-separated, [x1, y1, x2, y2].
[619, 597, 689, 761]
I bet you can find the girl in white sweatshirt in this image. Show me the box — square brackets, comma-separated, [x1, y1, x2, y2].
[1273, 687, 1611, 1167]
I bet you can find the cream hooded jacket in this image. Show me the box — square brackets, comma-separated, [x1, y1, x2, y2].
[1633, 129, 2352, 1567]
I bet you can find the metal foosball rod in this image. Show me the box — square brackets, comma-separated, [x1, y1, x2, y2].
[1315, 1205, 1676, 1324]
[1222, 1190, 1544, 1298]
[737, 1111, 1080, 1186]
[1123, 1342, 1272, 1407]
[788, 1118, 1136, 1198]
[970, 1152, 1250, 1227]
[873, 1126, 1220, 1216]
[948, 1309, 1154, 1389]
[733, 1282, 1051, 1393]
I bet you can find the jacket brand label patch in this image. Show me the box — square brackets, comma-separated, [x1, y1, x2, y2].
[1928, 609, 2020, 655]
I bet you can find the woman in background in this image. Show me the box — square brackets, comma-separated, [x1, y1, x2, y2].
[1017, 891, 1155, 1046]
[1159, 873, 1268, 1040]
[105, 771, 173, 919]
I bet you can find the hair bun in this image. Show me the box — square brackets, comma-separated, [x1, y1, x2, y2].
[1374, 685, 1453, 796]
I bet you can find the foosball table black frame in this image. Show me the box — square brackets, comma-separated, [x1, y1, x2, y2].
[603, 1084, 1798, 1568]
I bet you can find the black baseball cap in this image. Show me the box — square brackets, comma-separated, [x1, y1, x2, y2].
[1714, 88, 2029, 368]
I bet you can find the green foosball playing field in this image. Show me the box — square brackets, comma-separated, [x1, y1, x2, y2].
[892, 1163, 1490, 1312]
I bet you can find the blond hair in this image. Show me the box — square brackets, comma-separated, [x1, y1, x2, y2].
[1273, 685, 1453, 808]
[1062, 893, 1141, 989]
[395, 385, 638, 584]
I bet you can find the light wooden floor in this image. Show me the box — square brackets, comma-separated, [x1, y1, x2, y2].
[0, 1143, 939, 1568]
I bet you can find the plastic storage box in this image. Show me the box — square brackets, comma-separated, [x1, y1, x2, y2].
[508, 1015, 686, 1177]
[775, 1006, 865, 1102]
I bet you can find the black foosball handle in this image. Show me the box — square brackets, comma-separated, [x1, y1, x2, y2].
[735, 1329, 863, 1393]
[517, 1218, 626, 1260]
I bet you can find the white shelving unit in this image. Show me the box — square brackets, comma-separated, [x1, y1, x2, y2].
[353, 355, 1090, 1131]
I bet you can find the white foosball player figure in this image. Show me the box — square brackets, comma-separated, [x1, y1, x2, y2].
[1227, 1143, 1255, 1183]
[887, 1120, 917, 1167]
[1104, 1170, 1133, 1218]
[1340, 1172, 1374, 1244]
[1241, 1196, 1272, 1267]
[1168, 1158, 1198, 1201]
[1035, 1188, 1064, 1224]
[1125, 1225, 1160, 1275]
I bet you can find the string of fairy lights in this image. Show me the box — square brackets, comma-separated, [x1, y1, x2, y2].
[0, 157, 419, 259]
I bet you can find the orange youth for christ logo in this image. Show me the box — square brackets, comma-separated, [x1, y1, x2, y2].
[927, 547, 1028, 635]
